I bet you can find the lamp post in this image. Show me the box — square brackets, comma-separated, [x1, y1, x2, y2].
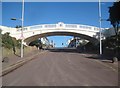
[21, 0, 24, 58]
[99, 0, 102, 56]
[11, 0, 24, 58]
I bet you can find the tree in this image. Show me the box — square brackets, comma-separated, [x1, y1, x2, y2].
[29, 39, 42, 49]
[2, 32, 14, 49]
[108, 1, 120, 60]
[2, 32, 21, 49]
[15, 25, 22, 28]
[108, 1, 120, 35]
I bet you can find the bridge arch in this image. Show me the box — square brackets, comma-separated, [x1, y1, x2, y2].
[24, 31, 99, 45]
[0, 22, 102, 45]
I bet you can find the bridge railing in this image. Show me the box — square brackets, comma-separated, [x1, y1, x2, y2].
[65, 24, 78, 28]
[30, 25, 43, 30]
[16, 27, 28, 32]
[64, 24, 100, 32]
[14, 23, 101, 34]
[44, 24, 57, 28]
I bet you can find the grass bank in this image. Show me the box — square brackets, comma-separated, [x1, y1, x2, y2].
[2, 46, 37, 58]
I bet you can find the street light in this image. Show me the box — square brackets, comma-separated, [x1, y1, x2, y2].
[11, 0, 24, 58]
[99, 0, 102, 56]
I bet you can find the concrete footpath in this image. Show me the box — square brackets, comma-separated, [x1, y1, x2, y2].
[1, 49, 46, 76]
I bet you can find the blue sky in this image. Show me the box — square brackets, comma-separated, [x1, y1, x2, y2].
[2, 2, 113, 47]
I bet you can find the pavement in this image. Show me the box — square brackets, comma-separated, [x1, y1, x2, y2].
[2, 49, 118, 86]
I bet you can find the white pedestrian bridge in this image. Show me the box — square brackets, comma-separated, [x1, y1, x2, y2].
[0, 22, 115, 45]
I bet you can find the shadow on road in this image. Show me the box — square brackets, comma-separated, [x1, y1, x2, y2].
[14, 53, 21, 57]
[47, 48, 79, 53]
[48, 48, 113, 63]
[86, 56, 99, 59]
[85, 54, 113, 63]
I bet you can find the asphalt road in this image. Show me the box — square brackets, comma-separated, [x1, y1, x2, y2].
[2, 49, 118, 86]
